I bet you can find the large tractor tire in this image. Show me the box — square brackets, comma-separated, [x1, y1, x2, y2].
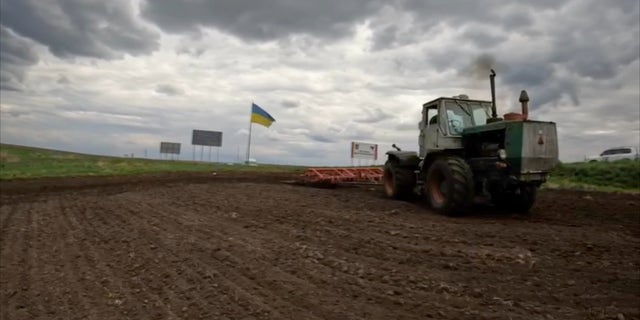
[424, 157, 474, 216]
[491, 184, 537, 213]
[383, 160, 416, 200]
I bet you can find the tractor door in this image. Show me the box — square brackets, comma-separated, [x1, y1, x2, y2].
[422, 103, 441, 155]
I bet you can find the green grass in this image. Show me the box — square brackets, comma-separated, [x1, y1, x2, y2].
[2, 144, 639, 193]
[0, 144, 304, 180]
[546, 160, 640, 192]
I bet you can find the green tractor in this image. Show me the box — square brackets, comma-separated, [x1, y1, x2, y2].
[383, 70, 559, 215]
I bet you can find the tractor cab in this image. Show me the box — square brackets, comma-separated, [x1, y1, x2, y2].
[419, 96, 493, 157]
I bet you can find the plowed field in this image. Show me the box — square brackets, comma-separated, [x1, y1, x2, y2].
[1, 172, 639, 320]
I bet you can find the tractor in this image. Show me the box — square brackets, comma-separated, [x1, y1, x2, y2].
[383, 70, 559, 215]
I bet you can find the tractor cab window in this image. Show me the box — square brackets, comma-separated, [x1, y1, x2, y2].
[472, 108, 488, 125]
[426, 107, 438, 126]
[444, 100, 492, 135]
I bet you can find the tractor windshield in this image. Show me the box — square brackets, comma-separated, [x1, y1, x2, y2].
[444, 100, 492, 135]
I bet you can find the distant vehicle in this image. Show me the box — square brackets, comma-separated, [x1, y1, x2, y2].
[245, 158, 258, 166]
[586, 147, 639, 162]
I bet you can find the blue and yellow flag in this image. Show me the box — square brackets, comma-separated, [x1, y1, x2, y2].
[251, 103, 276, 128]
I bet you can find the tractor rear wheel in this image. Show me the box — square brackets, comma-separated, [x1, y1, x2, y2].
[424, 157, 474, 216]
[383, 161, 415, 199]
[491, 184, 537, 213]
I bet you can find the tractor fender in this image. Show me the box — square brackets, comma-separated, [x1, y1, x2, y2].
[386, 151, 420, 168]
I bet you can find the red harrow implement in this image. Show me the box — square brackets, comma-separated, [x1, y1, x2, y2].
[301, 167, 384, 185]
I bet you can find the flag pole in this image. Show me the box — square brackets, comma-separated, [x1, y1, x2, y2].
[246, 102, 253, 163]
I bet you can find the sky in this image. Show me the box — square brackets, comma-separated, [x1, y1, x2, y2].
[1, 0, 639, 166]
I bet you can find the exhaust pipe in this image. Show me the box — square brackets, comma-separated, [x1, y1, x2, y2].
[519, 90, 529, 121]
[490, 69, 497, 119]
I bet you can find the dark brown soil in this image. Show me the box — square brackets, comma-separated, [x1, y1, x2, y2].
[1, 172, 638, 320]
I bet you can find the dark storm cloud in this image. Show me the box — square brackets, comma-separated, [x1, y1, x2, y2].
[141, 0, 382, 41]
[448, 0, 638, 109]
[368, 1, 565, 51]
[155, 84, 185, 96]
[0, 26, 39, 91]
[145, 0, 640, 112]
[447, 53, 581, 109]
[478, 55, 580, 108]
[0, 0, 160, 59]
[397, 0, 564, 24]
[515, 1, 637, 107]
[545, 0, 639, 80]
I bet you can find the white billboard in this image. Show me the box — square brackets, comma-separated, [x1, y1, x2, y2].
[351, 142, 378, 160]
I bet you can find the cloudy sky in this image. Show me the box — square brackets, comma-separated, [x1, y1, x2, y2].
[1, 0, 638, 165]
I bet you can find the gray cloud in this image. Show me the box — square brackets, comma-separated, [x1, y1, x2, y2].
[546, 1, 638, 80]
[155, 84, 185, 96]
[369, 1, 565, 52]
[140, 1, 563, 52]
[57, 75, 72, 85]
[0, 104, 29, 117]
[0, 0, 160, 59]
[501, 62, 553, 88]
[394, 122, 417, 131]
[141, 0, 382, 41]
[371, 25, 399, 51]
[176, 46, 207, 57]
[0, 26, 39, 91]
[307, 134, 335, 143]
[366, 0, 634, 112]
[529, 78, 580, 107]
[497, 8, 535, 30]
[354, 108, 393, 124]
[397, 1, 564, 24]
[461, 28, 508, 50]
[281, 99, 300, 109]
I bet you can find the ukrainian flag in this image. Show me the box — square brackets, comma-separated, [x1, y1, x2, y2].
[251, 103, 276, 128]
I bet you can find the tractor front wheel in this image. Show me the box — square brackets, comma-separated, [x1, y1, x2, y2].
[424, 157, 474, 216]
[383, 161, 415, 200]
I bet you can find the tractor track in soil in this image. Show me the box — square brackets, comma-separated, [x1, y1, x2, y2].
[0, 172, 638, 320]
